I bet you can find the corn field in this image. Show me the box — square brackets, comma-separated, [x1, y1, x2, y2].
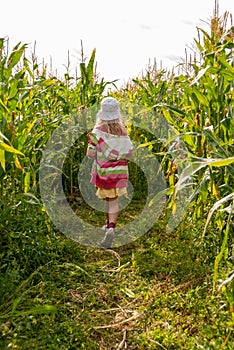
[0, 9, 234, 350]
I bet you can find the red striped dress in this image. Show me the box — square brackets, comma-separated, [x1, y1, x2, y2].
[87, 126, 134, 191]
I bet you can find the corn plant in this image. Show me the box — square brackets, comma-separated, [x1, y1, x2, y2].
[114, 13, 234, 284]
[0, 38, 115, 231]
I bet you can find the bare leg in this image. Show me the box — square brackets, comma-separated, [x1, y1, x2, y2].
[104, 199, 109, 226]
[106, 197, 119, 225]
[101, 197, 119, 248]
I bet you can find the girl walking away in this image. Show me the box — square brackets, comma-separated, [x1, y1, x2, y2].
[87, 97, 134, 248]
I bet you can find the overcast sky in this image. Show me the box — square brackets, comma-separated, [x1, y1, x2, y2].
[1, 0, 233, 85]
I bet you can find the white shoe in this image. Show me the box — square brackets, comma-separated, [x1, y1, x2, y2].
[101, 225, 108, 232]
[100, 228, 115, 248]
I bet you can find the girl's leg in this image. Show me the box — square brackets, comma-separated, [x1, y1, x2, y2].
[104, 199, 109, 227]
[101, 197, 119, 248]
[106, 196, 119, 227]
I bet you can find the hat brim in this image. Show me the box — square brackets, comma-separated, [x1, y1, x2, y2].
[97, 110, 121, 121]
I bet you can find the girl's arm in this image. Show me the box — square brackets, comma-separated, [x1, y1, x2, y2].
[126, 147, 134, 159]
[86, 132, 98, 159]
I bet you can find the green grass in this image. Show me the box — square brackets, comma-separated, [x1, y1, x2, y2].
[0, 202, 233, 349]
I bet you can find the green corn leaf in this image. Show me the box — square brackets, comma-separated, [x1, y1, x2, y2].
[86, 48, 96, 84]
[161, 107, 175, 125]
[201, 193, 234, 243]
[8, 80, 19, 99]
[194, 38, 204, 53]
[197, 27, 212, 42]
[0, 148, 5, 171]
[218, 54, 234, 74]
[208, 157, 234, 167]
[0, 131, 10, 142]
[221, 117, 234, 132]
[190, 66, 210, 86]
[80, 62, 86, 81]
[22, 192, 41, 205]
[175, 157, 234, 196]
[137, 140, 160, 149]
[7, 43, 27, 70]
[148, 188, 168, 207]
[163, 105, 186, 116]
[191, 88, 209, 106]
[0, 37, 4, 50]
[0, 141, 24, 156]
[23, 57, 34, 78]
[24, 172, 31, 193]
[0, 98, 10, 113]
[220, 70, 234, 81]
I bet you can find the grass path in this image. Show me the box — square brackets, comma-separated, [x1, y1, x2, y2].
[0, 202, 233, 349]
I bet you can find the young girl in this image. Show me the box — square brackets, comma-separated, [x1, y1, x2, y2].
[87, 97, 134, 248]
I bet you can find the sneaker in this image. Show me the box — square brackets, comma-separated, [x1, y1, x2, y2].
[100, 228, 115, 248]
[101, 225, 108, 232]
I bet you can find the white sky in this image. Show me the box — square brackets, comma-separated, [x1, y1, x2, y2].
[1, 0, 234, 86]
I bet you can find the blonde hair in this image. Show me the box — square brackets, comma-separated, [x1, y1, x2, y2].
[96, 118, 128, 136]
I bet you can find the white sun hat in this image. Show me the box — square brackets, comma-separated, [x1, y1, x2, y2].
[97, 97, 121, 121]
